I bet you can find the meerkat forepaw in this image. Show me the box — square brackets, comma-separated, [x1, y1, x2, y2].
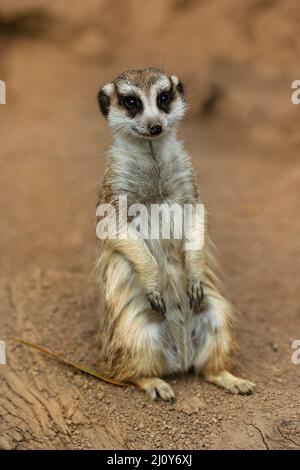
[147, 290, 166, 317]
[187, 279, 204, 312]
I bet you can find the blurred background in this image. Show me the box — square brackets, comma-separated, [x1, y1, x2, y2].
[1, 0, 300, 450]
[0, 0, 299, 276]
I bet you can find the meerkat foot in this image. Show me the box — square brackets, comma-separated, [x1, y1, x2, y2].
[204, 370, 256, 396]
[136, 377, 175, 402]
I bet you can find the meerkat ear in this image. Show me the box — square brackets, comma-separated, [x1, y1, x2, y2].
[98, 83, 114, 118]
[171, 75, 184, 97]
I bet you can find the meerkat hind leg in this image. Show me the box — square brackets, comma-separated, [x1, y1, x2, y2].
[191, 291, 256, 396]
[135, 377, 175, 402]
[204, 370, 256, 395]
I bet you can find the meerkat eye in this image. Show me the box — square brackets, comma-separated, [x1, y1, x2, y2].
[159, 91, 170, 105]
[157, 89, 173, 111]
[123, 96, 138, 110]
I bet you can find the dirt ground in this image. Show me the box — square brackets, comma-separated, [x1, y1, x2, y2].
[1, 0, 300, 450]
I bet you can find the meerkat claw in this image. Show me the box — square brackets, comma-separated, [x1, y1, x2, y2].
[147, 290, 166, 316]
[188, 280, 204, 312]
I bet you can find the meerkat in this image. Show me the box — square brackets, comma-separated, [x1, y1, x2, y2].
[95, 67, 255, 401]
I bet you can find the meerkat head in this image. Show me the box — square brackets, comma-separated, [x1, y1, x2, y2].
[98, 68, 185, 139]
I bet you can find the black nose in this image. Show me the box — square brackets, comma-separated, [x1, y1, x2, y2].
[149, 124, 162, 136]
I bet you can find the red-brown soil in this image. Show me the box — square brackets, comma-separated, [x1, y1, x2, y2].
[0, 0, 300, 449]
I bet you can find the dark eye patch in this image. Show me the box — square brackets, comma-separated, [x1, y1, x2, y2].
[176, 80, 184, 96]
[98, 89, 110, 118]
[157, 88, 174, 113]
[118, 93, 143, 117]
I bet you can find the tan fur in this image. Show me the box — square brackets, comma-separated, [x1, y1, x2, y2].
[95, 68, 256, 400]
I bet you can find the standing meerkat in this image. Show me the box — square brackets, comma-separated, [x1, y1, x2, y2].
[95, 67, 255, 401]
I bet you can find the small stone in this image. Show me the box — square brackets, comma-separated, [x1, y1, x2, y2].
[11, 431, 23, 442]
[268, 341, 279, 352]
[96, 391, 104, 400]
[176, 395, 205, 415]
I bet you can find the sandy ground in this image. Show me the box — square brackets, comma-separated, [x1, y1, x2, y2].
[0, 0, 300, 449]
